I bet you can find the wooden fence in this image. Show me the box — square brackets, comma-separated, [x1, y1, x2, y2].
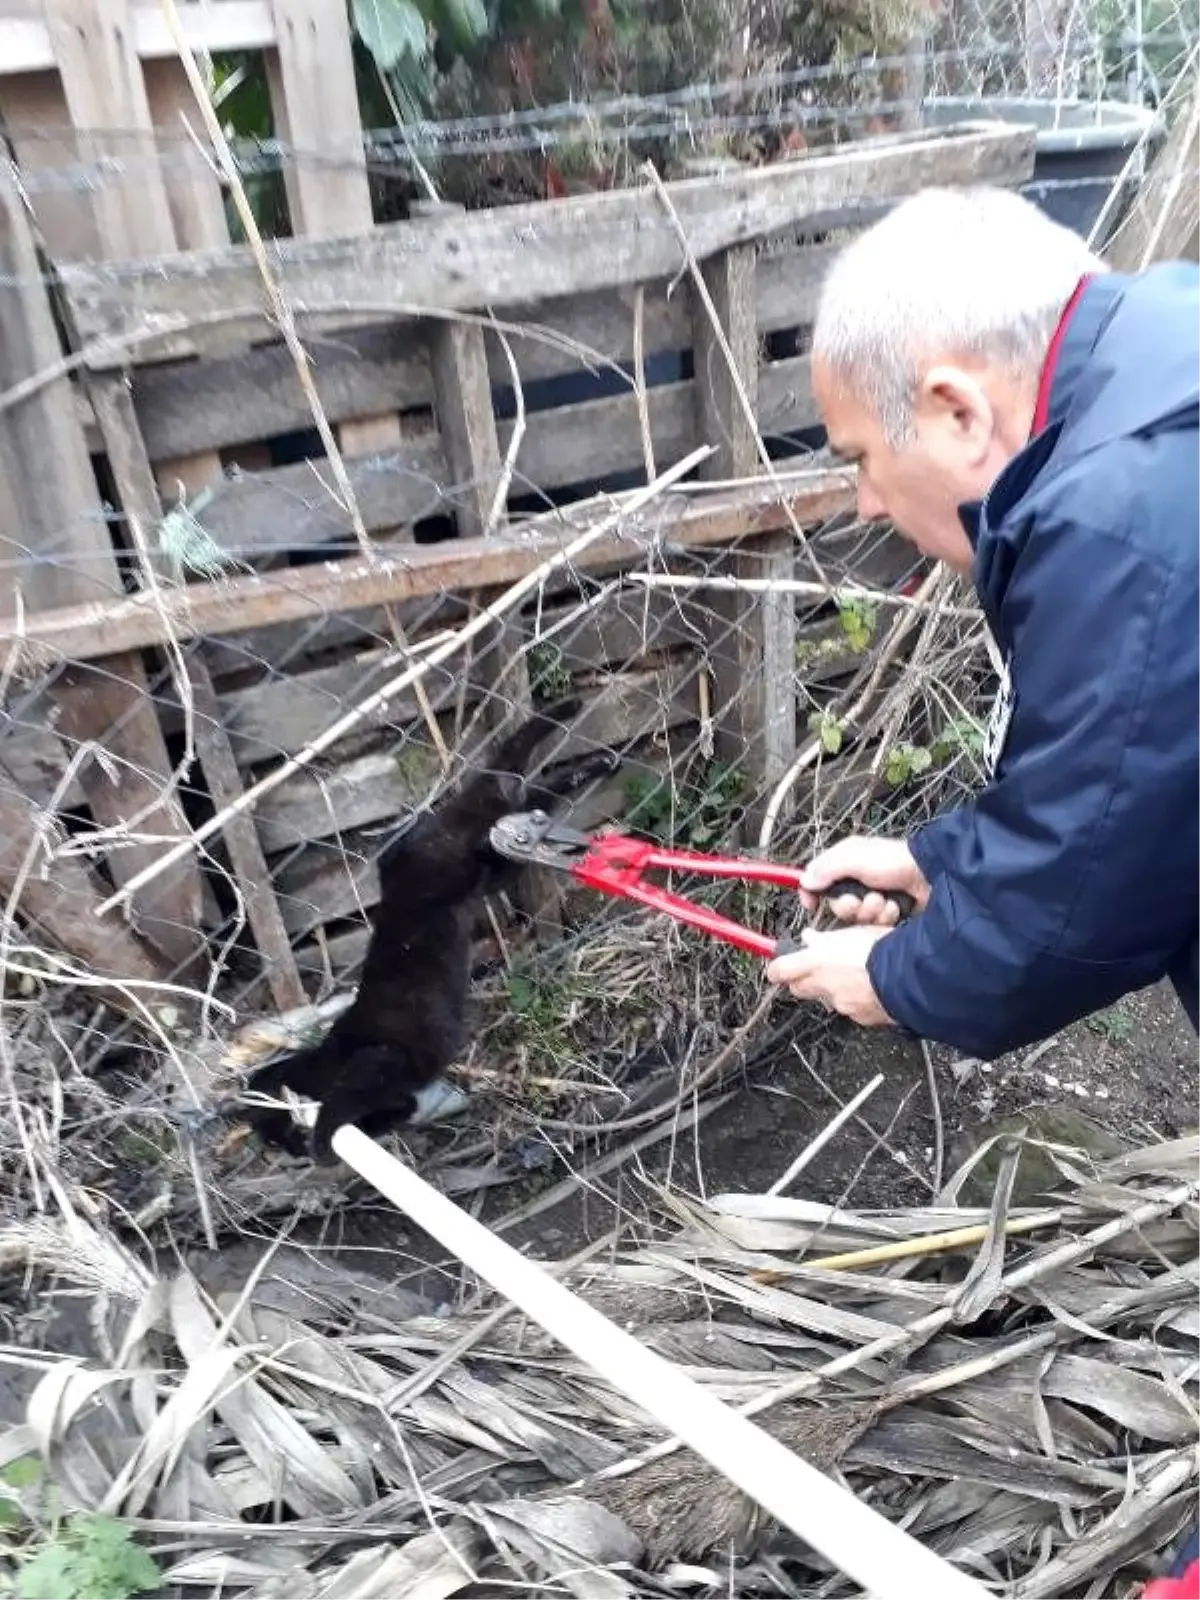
[0, 0, 1038, 1015]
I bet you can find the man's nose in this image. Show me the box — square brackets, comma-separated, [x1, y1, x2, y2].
[857, 476, 886, 521]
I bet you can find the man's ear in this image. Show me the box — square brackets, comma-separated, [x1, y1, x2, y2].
[920, 364, 997, 466]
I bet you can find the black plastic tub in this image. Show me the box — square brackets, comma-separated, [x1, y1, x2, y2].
[923, 95, 1163, 244]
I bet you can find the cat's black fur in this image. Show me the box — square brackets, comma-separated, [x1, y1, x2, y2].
[232, 698, 611, 1163]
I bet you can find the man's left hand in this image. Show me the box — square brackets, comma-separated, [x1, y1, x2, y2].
[766, 925, 895, 1027]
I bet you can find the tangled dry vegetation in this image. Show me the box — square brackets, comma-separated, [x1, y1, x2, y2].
[0, 545, 1195, 1597]
[0, 1124, 1194, 1597]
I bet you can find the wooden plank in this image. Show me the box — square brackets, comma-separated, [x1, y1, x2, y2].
[60, 124, 1038, 363]
[0, 68, 103, 262]
[119, 246, 830, 466]
[187, 659, 307, 1012]
[497, 376, 699, 494]
[158, 587, 696, 763]
[132, 325, 432, 462]
[694, 245, 759, 481]
[234, 608, 861, 852]
[265, 0, 372, 240]
[264, 0, 404, 461]
[43, 0, 177, 257]
[692, 243, 798, 807]
[193, 648, 477, 769]
[186, 432, 450, 559]
[0, 720, 87, 810]
[46, 0, 228, 498]
[0, 4, 277, 74]
[88, 376, 306, 999]
[140, 56, 231, 254]
[0, 164, 206, 974]
[0, 472, 857, 664]
[1105, 96, 1199, 269]
[755, 240, 840, 334]
[429, 319, 503, 542]
[270, 659, 703, 937]
[0, 762, 171, 1012]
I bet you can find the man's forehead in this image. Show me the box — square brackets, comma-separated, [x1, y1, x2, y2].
[812, 357, 875, 445]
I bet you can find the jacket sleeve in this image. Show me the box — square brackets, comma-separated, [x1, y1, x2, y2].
[866, 509, 1199, 1060]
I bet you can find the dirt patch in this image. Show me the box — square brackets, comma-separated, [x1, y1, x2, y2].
[495, 977, 1197, 1260]
[316, 978, 1196, 1284]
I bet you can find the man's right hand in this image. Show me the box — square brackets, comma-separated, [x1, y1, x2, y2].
[799, 835, 930, 926]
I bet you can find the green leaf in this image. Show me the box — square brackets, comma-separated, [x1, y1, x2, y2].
[885, 748, 911, 787]
[438, 0, 490, 47]
[18, 1517, 161, 1600]
[0, 1460, 42, 1492]
[807, 711, 843, 755]
[351, 0, 428, 69]
[17, 1543, 74, 1600]
[909, 745, 933, 775]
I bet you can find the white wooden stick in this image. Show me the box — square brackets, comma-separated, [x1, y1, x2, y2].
[331, 1123, 990, 1600]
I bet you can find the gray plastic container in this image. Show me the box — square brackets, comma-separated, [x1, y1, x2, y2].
[923, 94, 1164, 243]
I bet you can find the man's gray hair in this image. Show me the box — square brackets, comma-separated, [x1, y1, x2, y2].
[811, 186, 1107, 446]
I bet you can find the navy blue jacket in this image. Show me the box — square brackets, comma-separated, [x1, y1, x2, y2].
[868, 262, 1200, 1059]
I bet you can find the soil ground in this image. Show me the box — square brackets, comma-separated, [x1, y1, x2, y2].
[2, 979, 1193, 1424]
[296, 975, 1198, 1303]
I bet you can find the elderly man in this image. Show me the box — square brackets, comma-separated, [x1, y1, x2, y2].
[766, 185, 1199, 1060]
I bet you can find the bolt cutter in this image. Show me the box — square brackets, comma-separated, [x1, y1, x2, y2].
[489, 810, 915, 959]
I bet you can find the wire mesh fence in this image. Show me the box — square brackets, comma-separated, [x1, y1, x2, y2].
[0, 22, 1186, 1255]
[0, 449, 999, 1237]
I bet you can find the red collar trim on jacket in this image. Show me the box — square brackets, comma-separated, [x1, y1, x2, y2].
[1031, 274, 1095, 437]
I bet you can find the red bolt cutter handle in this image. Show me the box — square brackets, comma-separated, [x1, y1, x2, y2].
[489, 812, 916, 958]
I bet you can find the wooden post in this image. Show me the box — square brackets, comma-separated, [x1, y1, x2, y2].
[87, 380, 308, 1014]
[416, 199, 558, 925]
[415, 200, 534, 718]
[691, 222, 797, 828]
[265, 0, 403, 459]
[0, 162, 205, 975]
[1105, 95, 1199, 268]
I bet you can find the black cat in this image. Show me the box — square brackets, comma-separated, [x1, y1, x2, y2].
[232, 697, 613, 1163]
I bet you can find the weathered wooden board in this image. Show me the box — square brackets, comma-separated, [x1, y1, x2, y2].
[249, 603, 870, 853]
[0, 3, 278, 76]
[59, 124, 1036, 363]
[143, 354, 816, 566]
[187, 658, 307, 1011]
[133, 325, 433, 462]
[0, 760, 171, 1008]
[0, 162, 206, 973]
[192, 585, 695, 766]
[1, 472, 856, 663]
[195, 590, 470, 686]
[189, 433, 451, 560]
[126, 242, 833, 467]
[162, 354, 813, 567]
[0, 720, 86, 810]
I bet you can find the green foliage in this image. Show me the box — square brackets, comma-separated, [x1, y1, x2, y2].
[884, 741, 933, 788]
[883, 717, 988, 789]
[807, 709, 844, 755]
[1085, 1003, 1135, 1044]
[12, 1515, 159, 1600]
[929, 716, 986, 765]
[622, 758, 744, 849]
[527, 641, 573, 701]
[836, 595, 879, 653]
[351, 0, 429, 69]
